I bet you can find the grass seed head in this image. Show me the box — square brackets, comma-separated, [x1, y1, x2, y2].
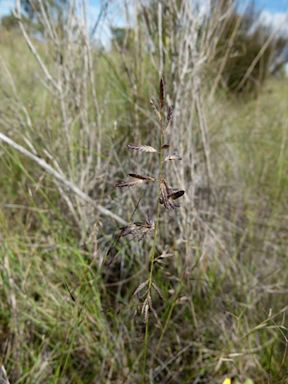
[159, 78, 165, 110]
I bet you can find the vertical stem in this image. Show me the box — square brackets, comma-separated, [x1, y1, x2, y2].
[158, 2, 163, 78]
[142, 84, 164, 381]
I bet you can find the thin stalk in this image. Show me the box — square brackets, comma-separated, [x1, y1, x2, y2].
[142, 107, 164, 382]
[148, 132, 164, 287]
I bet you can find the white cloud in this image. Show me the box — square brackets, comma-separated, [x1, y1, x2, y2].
[259, 10, 288, 37]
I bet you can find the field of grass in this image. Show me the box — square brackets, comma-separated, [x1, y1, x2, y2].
[0, 16, 288, 384]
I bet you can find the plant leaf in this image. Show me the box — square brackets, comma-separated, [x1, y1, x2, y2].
[152, 282, 164, 300]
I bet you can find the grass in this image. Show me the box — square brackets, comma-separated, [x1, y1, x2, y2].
[0, 27, 288, 384]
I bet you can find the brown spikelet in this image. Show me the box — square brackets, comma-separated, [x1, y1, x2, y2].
[152, 282, 164, 300]
[149, 98, 161, 121]
[142, 299, 150, 323]
[159, 185, 185, 209]
[147, 294, 153, 310]
[115, 179, 144, 188]
[163, 106, 173, 134]
[120, 213, 155, 241]
[133, 279, 149, 298]
[163, 154, 182, 162]
[128, 173, 155, 181]
[168, 190, 185, 200]
[161, 144, 170, 149]
[126, 144, 157, 153]
[159, 178, 170, 210]
[154, 248, 174, 264]
[159, 78, 164, 109]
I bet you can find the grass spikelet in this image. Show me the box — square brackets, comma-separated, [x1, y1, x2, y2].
[151, 282, 163, 300]
[163, 105, 173, 134]
[128, 173, 156, 181]
[159, 178, 170, 210]
[115, 174, 156, 188]
[168, 190, 185, 200]
[142, 299, 150, 323]
[163, 154, 182, 162]
[159, 78, 165, 110]
[159, 189, 185, 209]
[154, 250, 174, 265]
[115, 179, 144, 188]
[133, 279, 149, 298]
[126, 144, 157, 153]
[149, 98, 161, 121]
[119, 213, 155, 241]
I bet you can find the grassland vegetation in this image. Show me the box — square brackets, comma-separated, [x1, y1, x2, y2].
[0, 1, 287, 383]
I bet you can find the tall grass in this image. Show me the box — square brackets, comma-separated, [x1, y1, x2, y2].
[0, 1, 287, 383]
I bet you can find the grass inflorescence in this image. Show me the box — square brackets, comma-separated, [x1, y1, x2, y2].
[113, 78, 185, 322]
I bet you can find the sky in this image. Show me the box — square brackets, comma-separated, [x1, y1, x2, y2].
[1, 1, 287, 18]
[0, 1, 287, 39]
[255, 0, 288, 13]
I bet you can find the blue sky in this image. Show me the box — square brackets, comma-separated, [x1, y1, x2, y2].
[1, 0, 287, 48]
[87, 0, 288, 13]
[255, 0, 288, 13]
[1, 1, 287, 18]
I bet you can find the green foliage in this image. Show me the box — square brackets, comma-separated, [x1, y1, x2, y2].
[20, 0, 69, 19]
[1, 14, 19, 31]
[214, 3, 288, 95]
[0, 11, 35, 33]
[111, 27, 135, 51]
